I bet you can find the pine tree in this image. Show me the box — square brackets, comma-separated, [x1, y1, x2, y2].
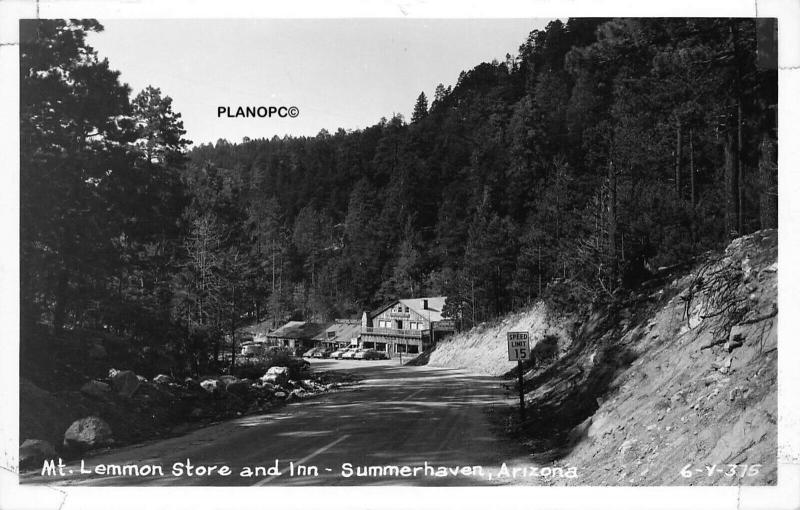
[411, 92, 429, 122]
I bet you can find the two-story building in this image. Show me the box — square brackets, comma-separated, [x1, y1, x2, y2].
[360, 297, 454, 356]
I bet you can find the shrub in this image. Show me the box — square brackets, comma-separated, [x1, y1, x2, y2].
[232, 347, 309, 380]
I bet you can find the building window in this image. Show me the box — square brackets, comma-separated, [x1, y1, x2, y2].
[408, 345, 419, 354]
[327, 331, 336, 339]
[404, 306, 409, 313]
[396, 344, 407, 353]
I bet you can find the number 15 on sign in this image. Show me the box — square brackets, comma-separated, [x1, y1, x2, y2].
[507, 332, 530, 361]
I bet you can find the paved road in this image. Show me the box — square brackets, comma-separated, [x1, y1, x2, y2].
[22, 360, 539, 486]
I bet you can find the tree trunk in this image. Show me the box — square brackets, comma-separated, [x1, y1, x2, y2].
[689, 128, 697, 248]
[52, 268, 69, 335]
[675, 121, 682, 197]
[230, 283, 237, 371]
[607, 159, 617, 283]
[724, 132, 739, 238]
[737, 100, 744, 235]
[759, 134, 778, 229]
[537, 244, 542, 297]
[689, 128, 695, 207]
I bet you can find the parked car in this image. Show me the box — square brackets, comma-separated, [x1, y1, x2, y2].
[240, 342, 265, 357]
[303, 347, 319, 358]
[313, 348, 333, 358]
[329, 348, 346, 359]
[340, 347, 360, 359]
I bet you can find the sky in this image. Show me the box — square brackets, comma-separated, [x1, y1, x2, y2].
[86, 19, 553, 145]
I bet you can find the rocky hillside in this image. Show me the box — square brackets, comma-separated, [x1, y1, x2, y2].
[18, 330, 359, 472]
[424, 302, 573, 376]
[428, 230, 778, 485]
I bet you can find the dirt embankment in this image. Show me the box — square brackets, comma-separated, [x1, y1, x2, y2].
[427, 230, 778, 485]
[425, 302, 574, 376]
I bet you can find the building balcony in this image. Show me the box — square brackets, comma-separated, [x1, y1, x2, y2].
[362, 327, 426, 338]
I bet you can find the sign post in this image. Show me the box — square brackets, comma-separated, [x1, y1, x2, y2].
[507, 331, 530, 423]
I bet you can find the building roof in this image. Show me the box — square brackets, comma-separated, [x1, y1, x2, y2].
[264, 321, 331, 340]
[313, 320, 362, 342]
[370, 296, 447, 323]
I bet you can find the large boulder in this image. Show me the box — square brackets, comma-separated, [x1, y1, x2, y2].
[63, 416, 113, 450]
[261, 366, 289, 385]
[225, 380, 251, 396]
[19, 439, 56, 470]
[200, 379, 222, 393]
[80, 380, 111, 399]
[110, 370, 140, 397]
[287, 389, 306, 401]
[153, 374, 172, 385]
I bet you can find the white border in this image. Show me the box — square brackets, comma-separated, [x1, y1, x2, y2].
[1, 1, 798, 509]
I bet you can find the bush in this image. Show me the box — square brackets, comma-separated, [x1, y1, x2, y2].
[363, 350, 387, 360]
[533, 334, 560, 364]
[232, 347, 309, 380]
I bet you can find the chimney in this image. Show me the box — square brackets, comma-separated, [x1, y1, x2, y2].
[423, 299, 428, 310]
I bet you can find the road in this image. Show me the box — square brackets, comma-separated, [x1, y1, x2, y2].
[22, 359, 541, 486]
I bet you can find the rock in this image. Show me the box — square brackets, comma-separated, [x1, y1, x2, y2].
[19, 439, 57, 470]
[264, 366, 289, 384]
[136, 375, 148, 383]
[63, 416, 113, 450]
[183, 378, 202, 392]
[87, 344, 107, 360]
[260, 374, 280, 384]
[325, 383, 339, 391]
[267, 366, 289, 376]
[763, 262, 778, 273]
[618, 440, 639, 462]
[724, 340, 743, 353]
[110, 370, 140, 397]
[274, 391, 287, 399]
[729, 325, 747, 344]
[741, 257, 752, 280]
[670, 390, 687, 404]
[219, 375, 239, 386]
[80, 380, 111, 399]
[225, 380, 251, 396]
[153, 374, 172, 384]
[288, 389, 306, 401]
[200, 379, 222, 393]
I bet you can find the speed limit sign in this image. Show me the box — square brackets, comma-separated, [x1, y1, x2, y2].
[507, 331, 530, 361]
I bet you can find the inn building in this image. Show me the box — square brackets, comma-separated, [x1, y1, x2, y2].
[360, 297, 454, 356]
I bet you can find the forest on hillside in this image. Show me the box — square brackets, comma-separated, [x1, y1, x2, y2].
[20, 18, 777, 375]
